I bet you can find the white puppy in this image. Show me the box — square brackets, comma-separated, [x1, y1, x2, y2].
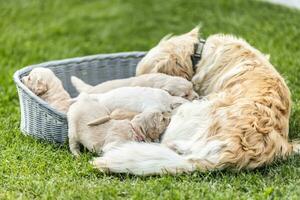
[71, 73, 198, 100]
[22, 67, 71, 113]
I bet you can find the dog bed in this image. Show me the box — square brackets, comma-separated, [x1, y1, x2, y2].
[13, 52, 146, 143]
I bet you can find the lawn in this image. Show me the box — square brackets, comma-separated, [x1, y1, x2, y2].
[1, 0, 300, 199]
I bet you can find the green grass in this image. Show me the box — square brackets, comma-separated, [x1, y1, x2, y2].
[1, 0, 300, 199]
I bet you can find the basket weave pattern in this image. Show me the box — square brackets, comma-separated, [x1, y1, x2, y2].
[13, 52, 146, 143]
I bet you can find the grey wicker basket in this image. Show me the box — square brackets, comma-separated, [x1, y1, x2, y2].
[13, 52, 146, 143]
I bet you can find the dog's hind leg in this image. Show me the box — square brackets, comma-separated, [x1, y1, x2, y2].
[68, 118, 81, 157]
[69, 137, 81, 157]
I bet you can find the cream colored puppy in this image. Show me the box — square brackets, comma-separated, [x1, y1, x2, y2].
[77, 86, 187, 126]
[82, 86, 187, 113]
[71, 73, 198, 100]
[68, 94, 170, 156]
[92, 28, 300, 175]
[22, 67, 71, 113]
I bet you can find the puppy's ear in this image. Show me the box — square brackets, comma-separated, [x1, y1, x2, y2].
[35, 79, 48, 95]
[21, 75, 29, 85]
[170, 97, 187, 110]
[162, 111, 171, 120]
[161, 84, 175, 96]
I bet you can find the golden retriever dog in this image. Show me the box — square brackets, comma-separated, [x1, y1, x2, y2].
[92, 27, 300, 175]
[22, 67, 71, 113]
[68, 94, 170, 156]
[71, 73, 198, 100]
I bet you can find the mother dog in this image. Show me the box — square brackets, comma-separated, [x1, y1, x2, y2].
[92, 27, 299, 175]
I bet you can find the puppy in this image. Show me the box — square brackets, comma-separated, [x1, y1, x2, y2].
[92, 27, 300, 175]
[71, 73, 198, 100]
[68, 94, 170, 156]
[78, 86, 187, 126]
[22, 67, 71, 113]
[89, 86, 187, 112]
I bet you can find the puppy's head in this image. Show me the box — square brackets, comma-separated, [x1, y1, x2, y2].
[131, 111, 171, 142]
[162, 77, 199, 100]
[146, 111, 171, 141]
[22, 67, 56, 96]
[136, 27, 200, 80]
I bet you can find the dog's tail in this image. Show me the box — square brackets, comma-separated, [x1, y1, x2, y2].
[91, 141, 223, 175]
[87, 116, 111, 126]
[92, 142, 195, 175]
[71, 76, 93, 93]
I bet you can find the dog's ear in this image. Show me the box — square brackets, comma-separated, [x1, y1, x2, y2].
[154, 112, 164, 122]
[35, 78, 48, 95]
[162, 111, 171, 120]
[170, 97, 187, 110]
[153, 54, 193, 80]
[187, 26, 200, 38]
[264, 54, 271, 60]
[161, 83, 175, 96]
[21, 75, 29, 85]
[159, 34, 173, 44]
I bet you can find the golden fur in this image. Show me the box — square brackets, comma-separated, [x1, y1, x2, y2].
[92, 28, 300, 175]
[22, 67, 71, 113]
[137, 27, 299, 170]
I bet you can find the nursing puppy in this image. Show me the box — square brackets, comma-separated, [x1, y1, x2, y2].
[68, 94, 170, 156]
[92, 27, 300, 175]
[79, 86, 187, 126]
[85, 86, 186, 112]
[22, 67, 71, 113]
[71, 73, 198, 100]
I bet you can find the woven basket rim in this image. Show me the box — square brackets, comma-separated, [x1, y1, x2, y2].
[13, 51, 146, 117]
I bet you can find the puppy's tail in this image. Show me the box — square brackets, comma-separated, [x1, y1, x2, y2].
[88, 116, 111, 126]
[71, 76, 93, 93]
[91, 142, 218, 175]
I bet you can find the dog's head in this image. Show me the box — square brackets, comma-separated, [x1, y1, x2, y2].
[131, 111, 171, 142]
[22, 67, 56, 96]
[136, 27, 200, 80]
